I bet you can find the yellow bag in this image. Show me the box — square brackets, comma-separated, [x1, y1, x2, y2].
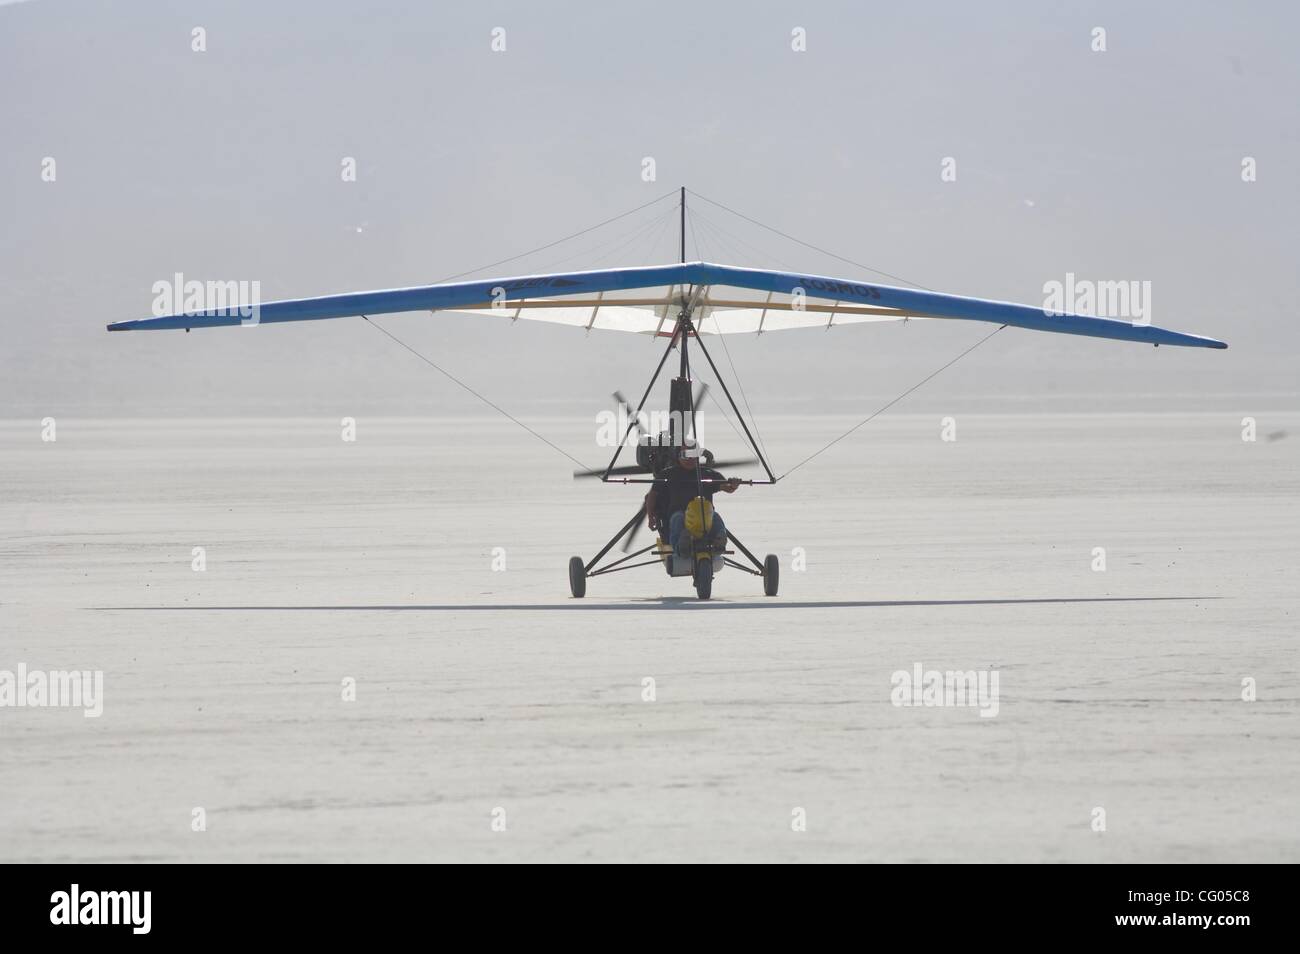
[684, 497, 714, 539]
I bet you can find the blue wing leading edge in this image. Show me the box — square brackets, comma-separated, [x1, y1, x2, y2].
[106, 262, 1227, 349]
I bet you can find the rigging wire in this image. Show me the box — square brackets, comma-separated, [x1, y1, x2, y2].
[690, 214, 781, 454]
[362, 191, 683, 471]
[584, 203, 681, 269]
[689, 191, 1014, 482]
[675, 218, 754, 458]
[687, 209, 704, 263]
[360, 186, 1009, 482]
[779, 324, 1008, 480]
[361, 315, 593, 471]
[690, 366, 752, 451]
[687, 188, 934, 291]
[532, 201, 678, 274]
[645, 201, 683, 264]
[689, 213, 775, 468]
[684, 217, 753, 445]
[429, 187, 679, 284]
[689, 206, 802, 274]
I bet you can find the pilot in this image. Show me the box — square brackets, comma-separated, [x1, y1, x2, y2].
[644, 437, 740, 558]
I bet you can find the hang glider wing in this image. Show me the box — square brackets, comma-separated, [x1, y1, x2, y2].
[107, 262, 1227, 349]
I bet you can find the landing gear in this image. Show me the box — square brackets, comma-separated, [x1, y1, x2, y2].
[763, 553, 779, 597]
[568, 556, 586, 598]
[569, 291, 781, 600]
[693, 556, 713, 600]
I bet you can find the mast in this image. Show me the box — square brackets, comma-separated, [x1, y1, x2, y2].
[680, 186, 686, 264]
[677, 186, 690, 419]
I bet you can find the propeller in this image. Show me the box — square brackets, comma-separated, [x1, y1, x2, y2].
[615, 384, 709, 429]
[704, 457, 760, 470]
[612, 390, 649, 442]
[578, 385, 760, 555]
[572, 455, 759, 479]
[573, 462, 655, 479]
[691, 381, 709, 415]
[615, 452, 761, 553]
[622, 516, 646, 552]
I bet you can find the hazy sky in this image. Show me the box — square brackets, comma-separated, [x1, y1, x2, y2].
[3, 0, 1297, 417]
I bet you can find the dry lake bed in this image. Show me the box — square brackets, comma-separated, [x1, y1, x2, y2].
[1, 412, 1296, 862]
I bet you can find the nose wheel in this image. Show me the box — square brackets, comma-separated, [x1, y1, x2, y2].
[693, 556, 713, 600]
[568, 556, 586, 598]
[763, 553, 779, 596]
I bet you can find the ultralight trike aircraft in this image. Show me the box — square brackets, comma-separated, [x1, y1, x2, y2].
[108, 189, 1227, 600]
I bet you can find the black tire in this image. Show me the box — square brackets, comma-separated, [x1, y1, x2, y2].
[568, 556, 586, 598]
[694, 558, 713, 600]
[763, 553, 779, 596]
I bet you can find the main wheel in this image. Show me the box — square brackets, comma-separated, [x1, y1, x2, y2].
[694, 558, 713, 601]
[763, 553, 779, 596]
[568, 556, 586, 598]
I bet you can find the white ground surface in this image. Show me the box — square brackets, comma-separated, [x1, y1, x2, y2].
[1, 412, 1296, 862]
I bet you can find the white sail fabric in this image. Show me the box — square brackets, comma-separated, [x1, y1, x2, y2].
[440, 285, 931, 335]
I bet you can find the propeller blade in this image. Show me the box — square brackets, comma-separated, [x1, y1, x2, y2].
[572, 463, 654, 479]
[692, 380, 709, 412]
[575, 455, 759, 478]
[707, 457, 760, 470]
[621, 518, 645, 552]
[613, 391, 648, 440]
